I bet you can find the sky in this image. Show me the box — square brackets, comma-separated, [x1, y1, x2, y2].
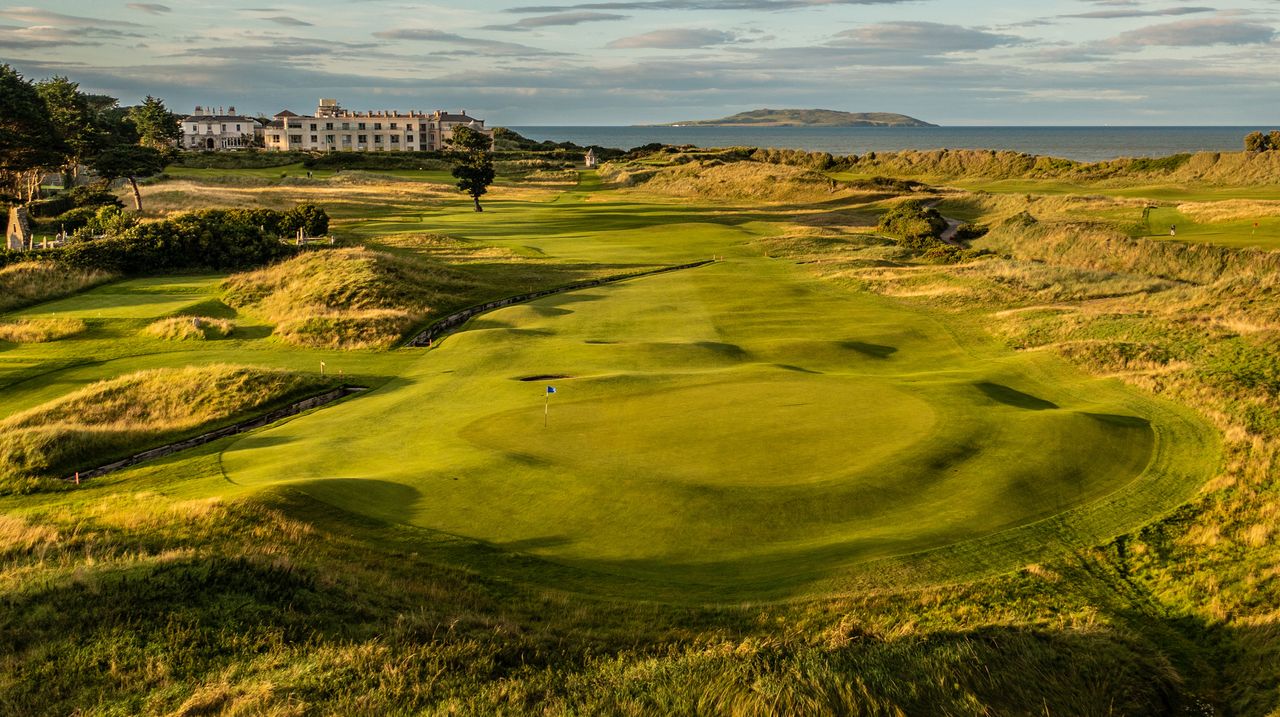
[1, 0, 1278, 126]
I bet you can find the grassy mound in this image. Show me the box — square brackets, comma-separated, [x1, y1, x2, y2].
[222, 248, 479, 349]
[144, 316, 234, 341]
[0, 365, 331, 492]
[0, 317, 87, 343]
[603, 160, 840, 202]
[0, 261, 115, 313]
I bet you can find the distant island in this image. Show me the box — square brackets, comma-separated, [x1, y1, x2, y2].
[651, 108, 937, 128]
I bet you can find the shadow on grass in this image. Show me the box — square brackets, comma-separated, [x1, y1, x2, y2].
[974, 381, 1059, 410]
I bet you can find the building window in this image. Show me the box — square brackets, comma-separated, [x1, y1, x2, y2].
[310, 123, 317, 131]
[358, 135, 367, 144]
[373, 122, 382, 130]
[407, 135, 414, 143]
[342, 136, 351, 144]
[390, 136, 399, 144]
[289, 135, 302, 143]
[358, 122, 366, 130]
[374, 135, 383, 143]
[310, 135, 317, 142]
[221, 124, 226, 131]
[390, 122, 397, 129]
[326, 135, 336, 144]
[341, 122, 350, 130]
[236, 124, 242, 132]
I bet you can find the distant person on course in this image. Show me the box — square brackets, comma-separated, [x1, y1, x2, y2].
[1170, 225, 1177, 236]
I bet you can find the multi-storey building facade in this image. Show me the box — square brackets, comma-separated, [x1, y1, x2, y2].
[263, 99, 490, 152]
[180, 106, 264, 150]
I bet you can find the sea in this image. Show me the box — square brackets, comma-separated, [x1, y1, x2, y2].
[508, 126, 1260, 163]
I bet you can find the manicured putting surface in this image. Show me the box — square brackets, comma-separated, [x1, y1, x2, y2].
[220, 255, 1204, 600]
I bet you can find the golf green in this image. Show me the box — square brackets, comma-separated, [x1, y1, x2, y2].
[219, 253, 1211, 600]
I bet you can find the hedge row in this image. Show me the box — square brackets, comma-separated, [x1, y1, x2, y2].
[4, 205, 328, 273]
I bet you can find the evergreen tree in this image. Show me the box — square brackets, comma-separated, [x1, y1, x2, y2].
[127, 95, 181, 149]
[0, 64, 62, 203]
[36, 76, 107, 187]
[90, 145, 166, 211]
[448, 126, 496, 212]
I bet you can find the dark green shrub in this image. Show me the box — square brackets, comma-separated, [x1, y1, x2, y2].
[878, 200, 948, 247]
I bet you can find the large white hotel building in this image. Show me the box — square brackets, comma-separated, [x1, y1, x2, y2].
[264, 98, 489, 152]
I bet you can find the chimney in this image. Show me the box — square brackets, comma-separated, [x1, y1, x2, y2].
[194, 105, 202, 114]
[228, 106, 235, 115]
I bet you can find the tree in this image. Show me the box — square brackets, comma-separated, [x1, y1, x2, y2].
[448, 126, 495, 212]
[90, 145, 166, 211]
[36, 76, 106, 187]
[127, 95, 180, 150]
[0, 64, 63, 203]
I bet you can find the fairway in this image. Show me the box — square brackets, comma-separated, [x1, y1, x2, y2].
[218, 247, 1212, 601]
[1, 177, 1218, 603]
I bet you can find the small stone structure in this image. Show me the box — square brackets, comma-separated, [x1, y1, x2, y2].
[6, 206, 32, 250]
[584, 148, 598, 168]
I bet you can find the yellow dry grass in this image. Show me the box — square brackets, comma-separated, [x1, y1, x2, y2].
[0, 317, 87, 343]
[144, 316, 234, 341]
[0, 261, 115, 313]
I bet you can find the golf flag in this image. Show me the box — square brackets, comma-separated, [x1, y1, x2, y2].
[547, 386, 556, 394]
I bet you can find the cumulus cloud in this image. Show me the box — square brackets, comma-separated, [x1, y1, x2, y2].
[607, 28, 739, 48]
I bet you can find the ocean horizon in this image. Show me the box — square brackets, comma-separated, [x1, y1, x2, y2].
[508, 125, 1263, 163]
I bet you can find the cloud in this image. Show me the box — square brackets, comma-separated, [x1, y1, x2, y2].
[1106, 16, 1275, 46]
[607, 28, 740, 48]
[372, 28, 568, 56]
[508, 0, 917, 13]
[485, 11, 627, 30]
[126, 3, 171, 14]
[263, 15, 313, 26]
[1063, 5, 1216, 19]
[0, 6, 144, 27]
[830, 21, 1021, 53]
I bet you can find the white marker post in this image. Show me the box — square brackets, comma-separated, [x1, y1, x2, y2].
[320, 361, 326, 376]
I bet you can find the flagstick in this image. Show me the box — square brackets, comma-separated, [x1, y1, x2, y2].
[544, 393, 549, 428]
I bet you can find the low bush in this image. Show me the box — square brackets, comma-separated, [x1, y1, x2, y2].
[143, 316, 234, 341]
[55, 205, 327, 273]
[26, 186, 122, 218]
[877, 199, 948, 248]
[302, 151, 449, 171]
[0, 317, 87, 343]
[171, 151, 306, 169]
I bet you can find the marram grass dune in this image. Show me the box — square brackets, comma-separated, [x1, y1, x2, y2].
[144, 316, 234, 341]
[0, 317, 88, 343]
[222, 247, 479, 349]
[0, 261, 115, 313]
[0, 365, 330, 492]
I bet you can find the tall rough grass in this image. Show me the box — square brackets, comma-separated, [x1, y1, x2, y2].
[222, 247, 480, 349]
[761, 202, 1280, 715]
[0, 317, 87, 343]
[143, 316, 234, 341]
[0, 365, 330, 492]
[0, 261, 114, 313]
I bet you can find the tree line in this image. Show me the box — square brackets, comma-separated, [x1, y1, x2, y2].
[0, 64, 180, 210]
